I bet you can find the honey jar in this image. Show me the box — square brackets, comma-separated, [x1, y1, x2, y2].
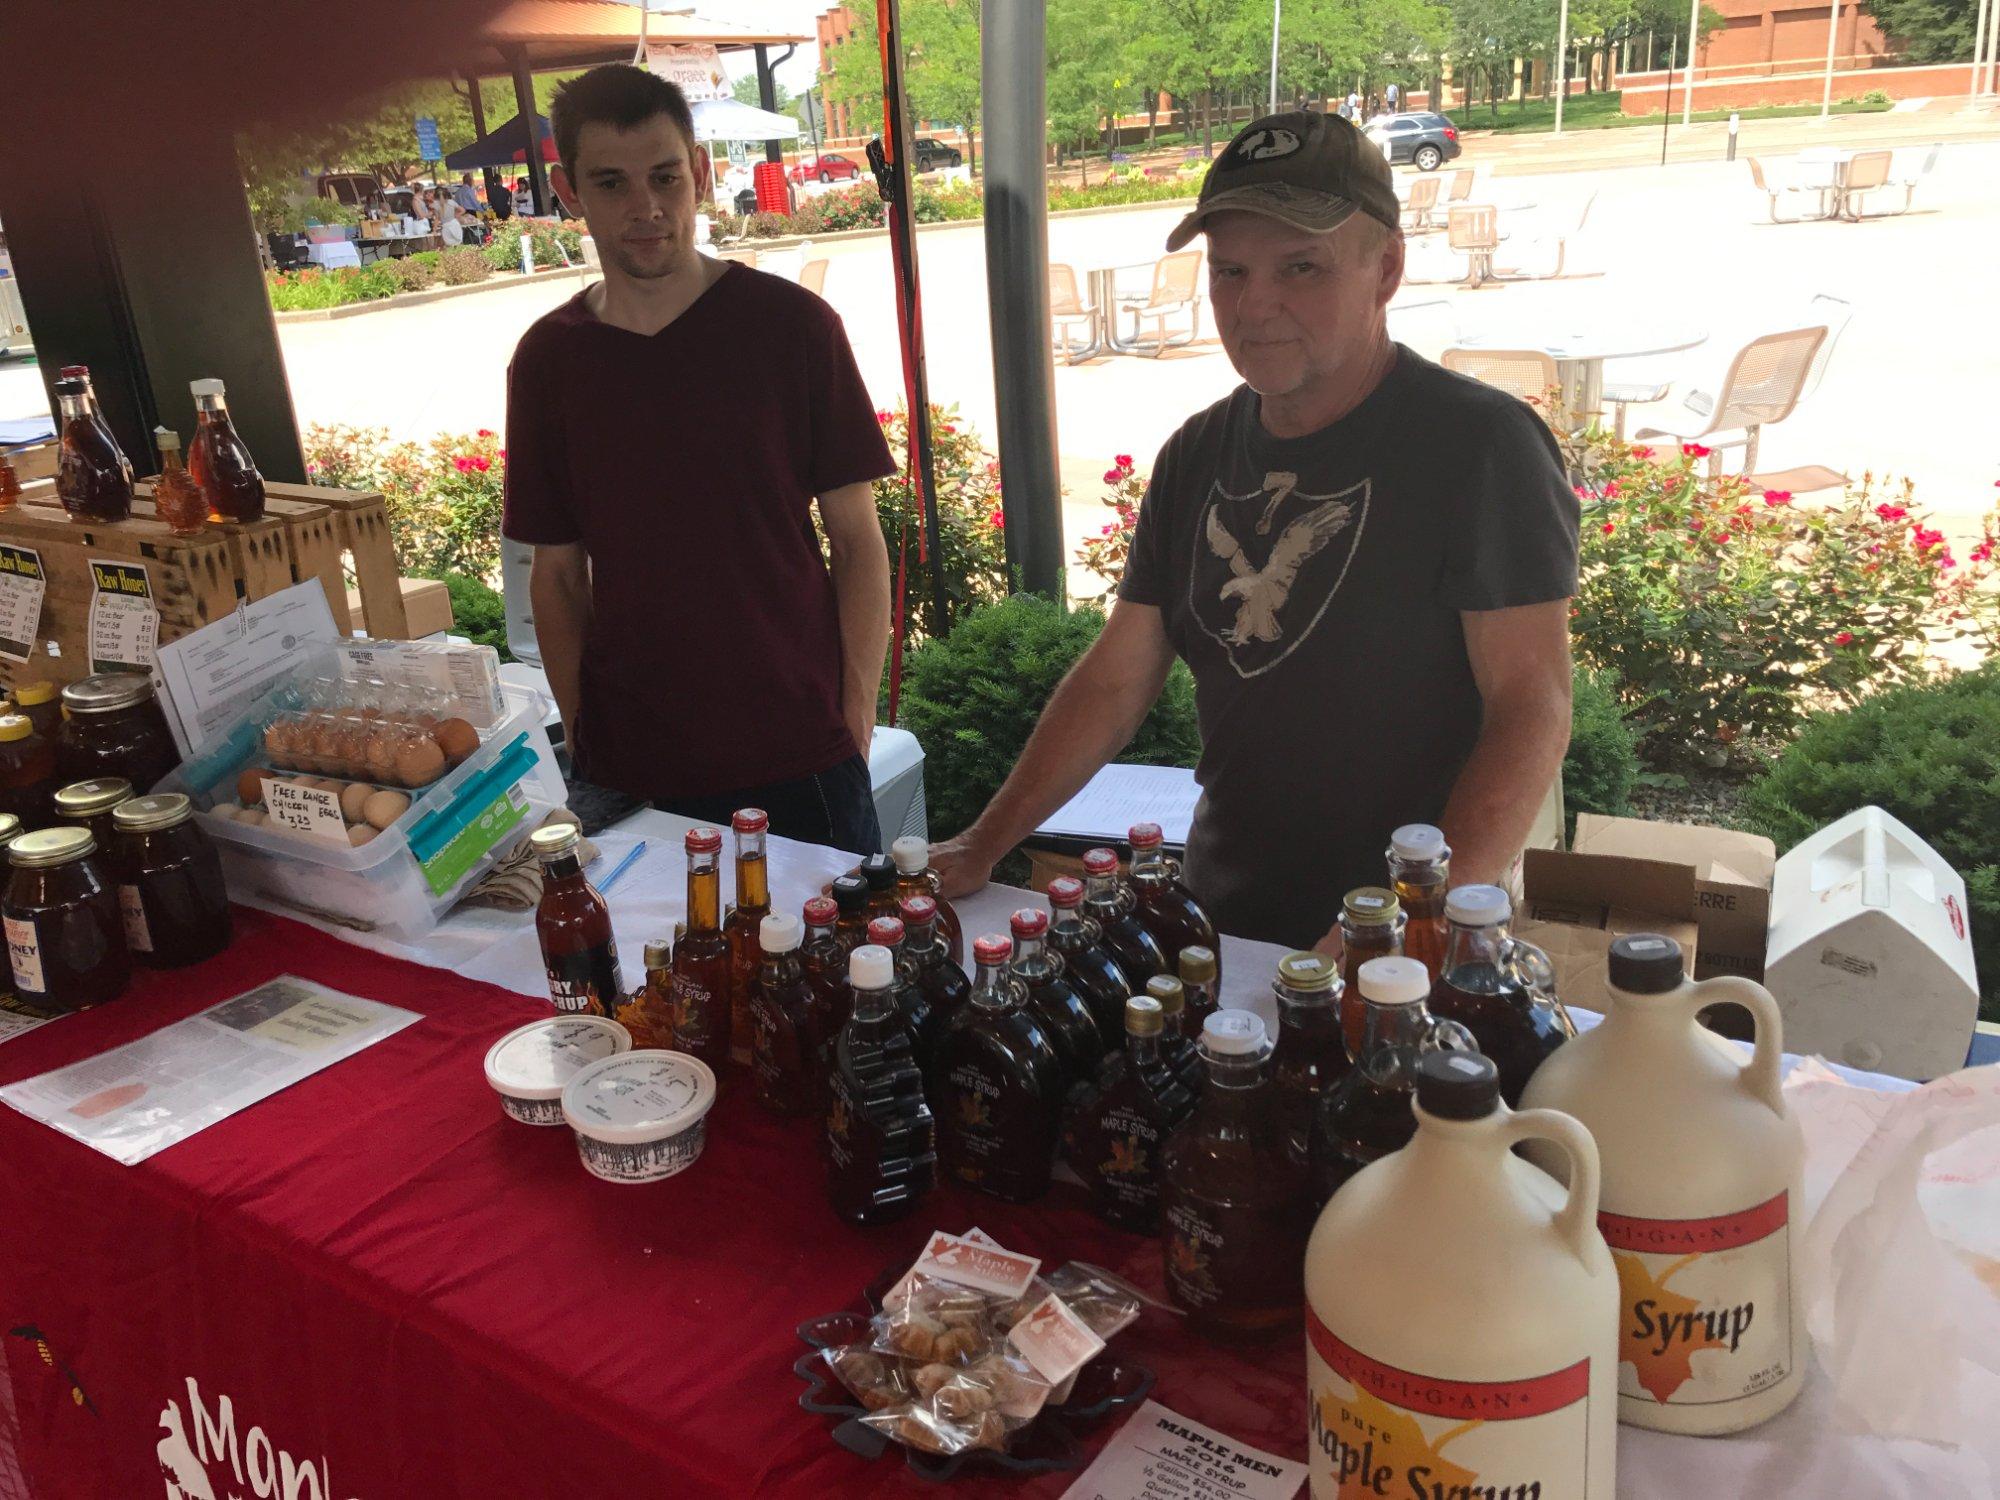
[4, 826, 130, 1011]
[109, 793, 231, 968]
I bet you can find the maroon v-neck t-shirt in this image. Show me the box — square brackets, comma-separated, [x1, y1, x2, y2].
[502, 263, 895, 799]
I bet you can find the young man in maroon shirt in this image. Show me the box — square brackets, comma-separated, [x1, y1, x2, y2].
[503, 65, 895, 851]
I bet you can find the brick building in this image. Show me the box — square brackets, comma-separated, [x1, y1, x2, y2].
[1697, 0, 1894, 73]
[815, 5, 862, 140]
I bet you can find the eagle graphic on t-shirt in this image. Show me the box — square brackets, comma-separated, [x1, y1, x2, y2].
[1191, 472, 1367, 675]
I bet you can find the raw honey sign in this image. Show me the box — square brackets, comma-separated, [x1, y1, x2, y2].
[87, 558, 158, 676]
[0, 542, 45, 661]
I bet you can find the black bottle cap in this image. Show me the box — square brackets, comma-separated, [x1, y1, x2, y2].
[1416, 1051, 1501, 1120]
[860, 853, 896, 891]
[53, 377, 85, 398]
[832, 874, 868, 912]
[1608, 933, 1685, 995]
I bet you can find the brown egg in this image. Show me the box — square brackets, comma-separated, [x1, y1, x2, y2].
[348, 824, 379, 847]
[364, 729, 400, 783]
[307, 715, 344, 773]
[262, 720, 298, 770]
[394, 736, 445, 788]
[236, 768, 266, 806]
[339, 782, 374, 823]
[362, 789, 410, 830]
[432, 717, 479, 767]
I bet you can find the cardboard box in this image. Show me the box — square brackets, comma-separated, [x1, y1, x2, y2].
[1518, 845, 1703, 1012]
[1570, 814, 1775, 982]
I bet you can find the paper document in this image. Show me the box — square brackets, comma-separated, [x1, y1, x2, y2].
[0, 992, 63, 1047]
[0, 976, 418, 1164]
[1036, 763, 1200, 847]
[154, 580, 340, 757]
[1060, 1399, 1305, 1500]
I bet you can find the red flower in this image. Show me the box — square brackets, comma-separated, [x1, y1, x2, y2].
[1602, 480, 1621, 498]
[1600, 521, 1615, 536]
[1681, 442, 1711, 458]
[1734, 502, 1754, 516]
[1102, 468, 1121, 484]
[1912, 525, 1945, 553]
[1972, 541, 1994, 563]
[987, 508, 1005, 529]
[452, 455, 473, 473]
[938, 423, 955, 435]
[1099, 523, 1116, 536]
[1688, 519, 1704, 535]
[1873, 503, 1908, 522]
[476, 428, 495, 438]
[875, 409, 894, 425]
[1573, 483, 1589, 498]
[1114, 454, 1134, 469]
[1833, 631, 1854, 646]
[1763, 489, 1791, 506]
[1631, 445, 1655, 460]
[469, 455, 491, 473]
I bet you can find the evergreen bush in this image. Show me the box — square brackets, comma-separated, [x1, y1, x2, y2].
[1563, 667, 1638, 837]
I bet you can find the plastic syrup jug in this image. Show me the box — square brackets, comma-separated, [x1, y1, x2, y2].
[1520, 932, 1805, 1435]
[1305, 1051, 1617, 1500]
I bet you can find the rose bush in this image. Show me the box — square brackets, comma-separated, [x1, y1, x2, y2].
[864, 405, 1008, 642]
[301, 424, 506, 585]
[1074, 453, 1143, 600]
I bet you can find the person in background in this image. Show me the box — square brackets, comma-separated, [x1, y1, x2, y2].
[503, 64, 893, 851]
[1386, 81, 1401, 113]
[1346, 88, 1361, 119]
[436, 193, 466, 247]
[452, 172, 481, 215]
[513, 177, 534, 216]
[484, 168, 512, 220]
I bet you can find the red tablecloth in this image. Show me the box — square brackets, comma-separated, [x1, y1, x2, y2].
[0, 910, 1302, 1498]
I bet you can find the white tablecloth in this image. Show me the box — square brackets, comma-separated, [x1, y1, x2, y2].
[304, 239, 360, 269]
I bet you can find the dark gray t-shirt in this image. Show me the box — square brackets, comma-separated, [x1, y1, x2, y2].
[1117, 347, 1579, 949]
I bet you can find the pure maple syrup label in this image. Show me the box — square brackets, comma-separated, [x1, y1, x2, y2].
[1307, 1306, 1592, 1500]
[1599, 1191, 1793, 1408]
[1094, 1103, 1163, 1216]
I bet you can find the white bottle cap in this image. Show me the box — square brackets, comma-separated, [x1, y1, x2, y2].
[1357, 956, 1432, 1006]
[891, 836, 929, 874]
[760, 913, 802, 953]
[1445, 883, 1511, 927]
[189, 377, 225, 398]
[1390, 823, 1448, 862]
[849, 943, 894, 990]
[1200, 1009, 1268, 1055]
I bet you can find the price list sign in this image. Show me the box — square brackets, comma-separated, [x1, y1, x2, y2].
[87, 559, 158, 676]
[0, 543, 45, 663]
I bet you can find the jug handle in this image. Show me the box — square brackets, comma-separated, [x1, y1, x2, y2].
[1504, 1108, 1602, 1269]
[1686, 976, 1786, 1116]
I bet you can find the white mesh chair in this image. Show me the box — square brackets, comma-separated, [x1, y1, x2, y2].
[1680, 293, 1852, 421]
[1402, 175, 1442, 231]
[1836, 150, 1895, 220]
[1890, 144, 1940, 212]
[1440, 347, 1564, 416]
[1048, 263, 1098, 364]
[799, 257, 830, 298]
[1492, 191, 1596, 280]
[1745, 156, 1832, 223]
[1446, 205, 1500, 289]
[1117, 250, 1204, 357]
[1634, 325, 1827, 475]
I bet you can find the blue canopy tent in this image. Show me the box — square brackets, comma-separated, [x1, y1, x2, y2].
[443, 113, 557, 170]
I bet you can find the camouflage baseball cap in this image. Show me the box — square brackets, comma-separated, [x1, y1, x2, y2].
[1166, 109, 1400, 251]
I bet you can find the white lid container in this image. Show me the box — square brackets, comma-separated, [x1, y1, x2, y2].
[484, 1015, 631, 1126]
[561, 1049, 717, 1183]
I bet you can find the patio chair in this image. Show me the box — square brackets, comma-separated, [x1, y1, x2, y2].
[1440, 347, 1563, 416]
[1745, 156, 1832, 223]
[1491, 191, 1597, 281]
[1117, 250, 1203, 358]
[1446, 205, 1501, 289]
[1634, 324, 1827, 475]
[1680, 292, 1852, 420]
[1048, 263, 1098, 364]
[1402, 175, 1441, 232]
[1446, 167, 1476, 203]
[1742, 464, 1850, 495]
[799, 257, 830, 298]
[1890, 143, 1940, 212]
[1837, 150, 1895, 220]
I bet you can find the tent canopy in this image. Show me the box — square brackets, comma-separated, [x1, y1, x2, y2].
[690, 96, 799, 143]
[444, 113, 557, 169]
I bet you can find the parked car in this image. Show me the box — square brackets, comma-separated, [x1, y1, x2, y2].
[1363, 112, 1461, 171]
[789, 153, 862, 185]
[912, 137, 963, 172]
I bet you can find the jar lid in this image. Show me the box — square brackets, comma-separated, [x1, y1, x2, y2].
[190, 377, 227, 398]
[60, 672, 156, 715]
[760, 912, 802, 953]
[484, 1015, 632, 1102]
[972, 934, 1012, 966]
[10, 681, 55, 707]
[866, 915, 904, 947]
[1124, 995, 1164, 1037]
[1344, 887, 1402, 925]
[1127, 821, 1165, 850]
[9, 825, 95, 867]
[154, 425, 183, 451]
[1276, 951, 1338, 992]
[1608, 933, 1685, 994]
[0, 813, 20, 846]
[1081, 847, 1119, 876]
[1047, 876, 1084, 909]
[529, 823, 580, 860]
[1416, 1051, 1500, 1120]
[560, 1048, 714, 1144]
[899, 893, 936, 925]
[1200, 1009, 1268, 1057]
[831, 875, 867, 912]
[890, 836, 929, 874]
[1357, 956, 1431, 1007]
[1445, 884, 1511, 927]
[111, 792, 192, 833]
[55, 777, 134, 816]
[1177, 944, 1217, 982]
[0, 713, 30, 743]
[860, 853, 896, 890]
[803, 895, 838, 926]
[1390, 823, 1449, 863]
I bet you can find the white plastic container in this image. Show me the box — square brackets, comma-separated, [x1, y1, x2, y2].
[1522, 933, 1805, 1434]
[1305, 1051, 1617, 1500]
[561, 1049, 717, 1183]
[484, 1016, 631, 1126]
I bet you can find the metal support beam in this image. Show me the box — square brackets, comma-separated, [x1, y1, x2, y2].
[982, 0, 1064, 602]
[508, 45, 550, 214]
[755, 44, 784, 166]
[467, 74, 505, 215]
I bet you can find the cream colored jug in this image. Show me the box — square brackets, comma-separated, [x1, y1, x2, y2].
[1521, 932, 1805, 1435]
[1305, 1051, 1617, 1500]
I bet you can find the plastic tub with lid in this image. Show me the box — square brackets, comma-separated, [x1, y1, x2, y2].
[485, 1015, 631, 1125]
[561, 1049, 717, 1183]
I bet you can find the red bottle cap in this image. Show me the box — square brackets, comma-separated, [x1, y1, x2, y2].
[731, 807, 768, 834]
[803, 895, 838, 926]
[1010, 907, 1049, 939]
[685, 826, 723, 855]
[1128, 822, 1164, 850]
[867, 916, 905, 946]
[1047, 876, 1085, 908]
[899, 894, 937, 924]
[973, 934, 1013, 965]
[1082, 847, 1119, 876]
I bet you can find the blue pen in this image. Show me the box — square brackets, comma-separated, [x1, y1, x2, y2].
[597, 840, 647, 895]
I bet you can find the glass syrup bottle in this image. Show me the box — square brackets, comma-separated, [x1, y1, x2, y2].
[892, 835, 963, 967]
[1069, 994, 1195, 1232]
[1161, 1010, 1314, 1343]
[932, 933, 1066, 1202]
[1046, 874, 1136, 1051]
[831, 874, 870, 956]
[860, 852, 900, 921]
[0, 447, 20, 511]
[531, 823, 620, 1018]
[1126, 821, 1221, 982]
[669, 826, 733, 1072]
[1310, 956, 1475, 1210]
[749, 913, 821, 1117]
[1178, 944, 1220, 1037]
[54, 372, 133, 522]
[868, 914, 939, 1075]
[1336, 887, 1406, 1060]
[1271, 951, 1349, 1167]
[616, 938, 674, 1050]
[1145, 974, 1206, 1093]
[1082, 846, 1168, 984]
[1387, 823, 1451, 978]
[723, 807, 772, 1068]
[825, 943, 936, 1226]
[186, 378, 266, 522]
[801, 895, 851, 1052]
[899, 893, 969, 1034]
[1008, 905, 1105, 1087]
[1428, 884, 1576, 1108]
[151, 428, 207, 536]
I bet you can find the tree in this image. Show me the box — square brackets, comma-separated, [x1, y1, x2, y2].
[1856, 0, 1978, 62]
[1048, 0, 1149, 180]
[823, 5, 889, 137]
[1141, 0, 1264, 154]
[906, 0, 985, 168]
[732, 72, 792, 112]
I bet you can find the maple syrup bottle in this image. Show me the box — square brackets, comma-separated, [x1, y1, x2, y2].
[1271, 951, 1349, 1166]
[1082, 846, 1168, 983]
[1126, 822, 1220, 982]
[831, 874, 870, 956]
[1069, 994, 1195, 1232]
[892, 835, 963, 967]
[1310, 956, 1473, 1209]
[825, 944, 936, 1226]
[899, 894, 970, 1033]
[186, 378, 265, 522]
[750, 913, 821, 1117]
[860, 853, 900, 921]
[868, 914, 940, 1074]
[1161, 1011, 1313, 1342]
[1178, 945, 1220, 1036]
[1336, 887, 1406, 1060]
[53, 374, 133, 522]
[801, 895, 851, 1039]
[1008, 906, 1105, 1087]
[723, 808, 772, 1067]
[1387, 823, 1451, 979]
[670, 827, 733, 1072]
[1145, 974, 1206, 1093]
[618, 939, 674, 1050]
[531, 823, 620, 1018]
[932, 933, 1066, 1201]
[151, 428, 207, 536]
[1428, 884, 1575, 1108]
[1046, 874, 1135, 1050]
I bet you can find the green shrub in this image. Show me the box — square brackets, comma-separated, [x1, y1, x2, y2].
[301, 424, 505, 585]
[898, 595, 1201, 842]
[481, 219, 583, 272]
[383, 257, 438, 292]
[415, 571, 513, 661]
[406, 250, 443, 267]
[1563, 667, 1638, 838]
[436, 247, 492, 285]
[864, 405, 1008, 643]
[264, 262, 398, 311]
[1047, 178, 1201, 212]
[745, 211, 791, 239]
[1742, 665, 2000, 1016]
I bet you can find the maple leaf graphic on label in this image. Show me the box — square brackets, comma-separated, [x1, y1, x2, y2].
[1104, 1137, 1143, 1177]
[1321, 1387, 1480, 1500]
[1617, 1252, 1728, 1402]
[957, 1092, 990, 1130]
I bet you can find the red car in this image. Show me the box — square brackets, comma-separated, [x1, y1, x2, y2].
[788, 153, 862, 185]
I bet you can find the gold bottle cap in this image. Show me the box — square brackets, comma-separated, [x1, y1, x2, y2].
[1276, 951, 1338, 992]
[9, 825, 95, 867]
[529, 823, 580, 860]
[1176, 944, 1217, 982]
[1144, 974, 1185, 1016]
[54, 777, 134, 816]
[11, 681, 56, 707]
[1124, 995, 1164, 1037]
[0, 713, 31, 743]
[643, 939, 672, 970]
[0, 813, 20, 846]
[1343, 887, 1402, 926]
[111, 793, 193, 834]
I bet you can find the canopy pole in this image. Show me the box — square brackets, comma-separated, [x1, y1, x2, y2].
[754, 45, 783, 166]
[508, 44, 550, 214]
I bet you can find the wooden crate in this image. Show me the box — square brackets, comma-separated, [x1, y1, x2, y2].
[131, 481, 354, 635]
[265, 481, 408, 638]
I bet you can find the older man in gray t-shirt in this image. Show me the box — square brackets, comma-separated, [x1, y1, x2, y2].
[930, 110, 1578, 953]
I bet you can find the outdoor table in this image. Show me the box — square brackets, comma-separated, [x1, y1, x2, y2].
[1082, 262, 1205, 359]
[1796, 146, 1856, 217]
[303, 239, 360, 271]
[1452, 318, 1708, 416]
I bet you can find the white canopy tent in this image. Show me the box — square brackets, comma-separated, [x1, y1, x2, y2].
[689, 96, 799, 143]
